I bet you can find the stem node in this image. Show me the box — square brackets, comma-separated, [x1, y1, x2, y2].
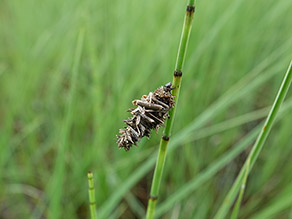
[174, 70, 183, 77]
[146, 1, 196, 218]
[162, 136, 170, 141]
[186, 5, 195, 14]
[150, 195, 158, 201]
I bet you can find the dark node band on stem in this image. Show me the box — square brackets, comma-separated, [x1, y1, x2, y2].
[174, 70, 182, 77]
[88, 187, 94, 190]
[186, 5, 195, 14]
[150, 195, 158, 201]
[90, 202, 96, 205]
[162, 135, 169, 141]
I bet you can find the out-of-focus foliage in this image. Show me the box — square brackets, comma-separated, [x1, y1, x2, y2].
[0, 0, 291, 218]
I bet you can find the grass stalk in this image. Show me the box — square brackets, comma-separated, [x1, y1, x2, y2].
[145, 1, 196, 218]
[214, 60, 292, 219]
[47, 29, 84, 219]
[155, 96, 292, 217]
[87, 172, 97, 219]
[230, 158, 250, 219]
[98, 51, 290, 218]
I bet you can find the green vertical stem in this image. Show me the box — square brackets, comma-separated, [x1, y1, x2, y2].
[230, 158, 250, 219]
[214, 60, 292, 219]
[88, 172, 97, 219]
[146, 1, 196, 218]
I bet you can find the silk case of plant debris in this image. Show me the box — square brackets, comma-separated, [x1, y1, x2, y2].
[117, 83, 174, 151]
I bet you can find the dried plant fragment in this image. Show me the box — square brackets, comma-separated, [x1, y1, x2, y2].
[117, 82, 175, 151]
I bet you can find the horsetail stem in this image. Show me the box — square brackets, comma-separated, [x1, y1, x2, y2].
[87, 172, 97, 219]
[146, 1, 196, 218]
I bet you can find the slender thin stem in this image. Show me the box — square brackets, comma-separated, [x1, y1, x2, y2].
[88, 172, 97, 219]
[230, 158, 250, 219]
[214, 61, 292, 219]
[146, 1, 196, 218]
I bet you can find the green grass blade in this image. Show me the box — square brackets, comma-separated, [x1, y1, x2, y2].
[2, 0, 292, 218]
[154, 96, 292, 217]
[214, 61, 292, 219]
[252, 183, 292, 219]
[47, 29, 85, 219]
[155, 124, 261, 218]
[98, 54, 289, 218]
[230, 158, 250, 219]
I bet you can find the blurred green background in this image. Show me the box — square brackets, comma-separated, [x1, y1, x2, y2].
[1, 0, 292, 218]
